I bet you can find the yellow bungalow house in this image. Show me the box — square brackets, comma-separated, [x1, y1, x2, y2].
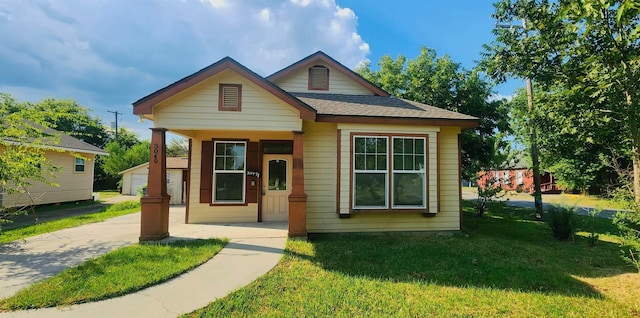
[132, 51, 477, 241]
[0, 130, 108, 208]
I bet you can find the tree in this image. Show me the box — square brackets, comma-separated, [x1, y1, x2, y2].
[356, 47, 511, 179]
[166, 138, 189, 157]
[29, 98, 110, 148]
[0, 93, 62, 228]
[506, 86, 619, 193]
[482, 0, 640, 201]
[101, 140, 150, 178]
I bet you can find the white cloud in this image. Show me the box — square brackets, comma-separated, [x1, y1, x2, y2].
[199, 0, 228, 9]
[258, 8, 270, 23]
[0, 0, 369, 140]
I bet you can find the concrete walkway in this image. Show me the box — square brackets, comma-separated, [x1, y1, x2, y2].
[0, 206, 288, 317]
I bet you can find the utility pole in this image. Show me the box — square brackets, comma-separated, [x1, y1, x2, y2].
[522, 19, 544, 220]
[496, 18, 544, 220]
[107, 110, 122, 142]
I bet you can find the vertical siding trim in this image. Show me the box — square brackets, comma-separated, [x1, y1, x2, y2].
[437, 132, 441, 213]
[199, 140, 213, 203]
[336, 129, 341, 214]
[458, 134, 463, 230]
[186, 138, 192, 223]
[246, 142, 259, 204]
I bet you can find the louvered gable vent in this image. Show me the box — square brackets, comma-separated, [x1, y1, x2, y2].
[218, 84, 242, 111]
[308, 65, 329, 90]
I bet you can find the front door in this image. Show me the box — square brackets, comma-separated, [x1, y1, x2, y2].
[262, 154, 292, 221]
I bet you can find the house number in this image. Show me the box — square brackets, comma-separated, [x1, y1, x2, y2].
[247, 171, 260, 178]
[153, 144, 159, 164]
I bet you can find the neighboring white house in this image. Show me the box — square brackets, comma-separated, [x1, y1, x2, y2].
[0, 130, 108, 208]
[119, 157, 188, 205]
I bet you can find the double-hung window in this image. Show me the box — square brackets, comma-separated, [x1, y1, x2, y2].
[352, 135, 427, 210]
[213, 141, 246, 203]
[74, 158, 85, 172]
[353, 136, 388, 208]
[392, 137, 426, 208]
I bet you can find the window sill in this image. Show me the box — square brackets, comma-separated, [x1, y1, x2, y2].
[210, 202, 248, 207]
[351, 208, 429, 215]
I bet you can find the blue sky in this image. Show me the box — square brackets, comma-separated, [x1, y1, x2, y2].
[0, 0, 520, 140]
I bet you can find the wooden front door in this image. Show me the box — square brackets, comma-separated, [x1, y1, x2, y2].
[262, 154, 292, 221]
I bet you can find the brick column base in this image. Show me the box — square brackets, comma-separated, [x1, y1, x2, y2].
[140, 196, 170, 241]
[288, 193, 307, 237]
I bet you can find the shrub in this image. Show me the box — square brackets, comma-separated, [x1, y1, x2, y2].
[614, 210, 640, 273]
[545, 205, 577, 241]
[476, 175, 506, 217]
[136, 184, 147, 197]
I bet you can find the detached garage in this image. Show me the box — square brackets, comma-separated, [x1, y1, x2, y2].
[119, 157, 188, 205]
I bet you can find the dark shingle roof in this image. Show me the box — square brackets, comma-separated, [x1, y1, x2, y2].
[291, 93, 477, 121]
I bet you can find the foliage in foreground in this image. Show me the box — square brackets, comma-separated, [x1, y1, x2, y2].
[545, 205, 577, 241]
[187, 203, 637, 317]
[0, 238, 228, 310]
[0, 201, 141, 244]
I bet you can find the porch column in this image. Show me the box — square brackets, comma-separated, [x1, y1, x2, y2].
[140, 128, 170, 241]
[288, 131, 307, 237]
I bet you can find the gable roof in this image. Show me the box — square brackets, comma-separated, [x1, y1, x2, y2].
[2, 124, 108, 155]
[293, 93, 478, 127]
[267, 51, 389, 97]
[56, 133, 109, 155]
[132, 57, 316, 120]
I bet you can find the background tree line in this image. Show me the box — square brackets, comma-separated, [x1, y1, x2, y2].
[1, 93, 156, 191]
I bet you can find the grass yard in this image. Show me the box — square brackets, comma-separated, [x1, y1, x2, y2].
[187, 202, 639, 317]
[0, 201, 140, 244]
[0, 238, 228, 310]
[95, 191, 121, 200]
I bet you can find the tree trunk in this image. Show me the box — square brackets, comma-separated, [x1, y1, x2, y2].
[634, 143, 640, 204]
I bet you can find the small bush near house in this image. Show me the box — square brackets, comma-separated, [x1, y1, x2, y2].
[136, 184, 147, 197]
[545, 205, 577, 241]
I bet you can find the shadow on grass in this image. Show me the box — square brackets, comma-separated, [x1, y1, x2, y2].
[293, 202, 631, 298]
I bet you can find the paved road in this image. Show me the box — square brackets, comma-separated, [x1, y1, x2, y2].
[461, 190, 622, 219]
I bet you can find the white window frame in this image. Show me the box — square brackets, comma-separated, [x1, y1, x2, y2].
[503, 171, 510, 184]
[391, 137, 427, 209]
[213, 141, 246, 203]
[352, 136, 389, 209]
[516, 170, 524, 185]
[74, 158, 85, 173]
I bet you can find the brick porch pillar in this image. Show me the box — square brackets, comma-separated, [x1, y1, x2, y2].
[139, 128, 170, 241]
[288, 131, 307, 237]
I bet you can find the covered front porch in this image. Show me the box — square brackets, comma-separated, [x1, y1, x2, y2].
[138, 128, 308, 241]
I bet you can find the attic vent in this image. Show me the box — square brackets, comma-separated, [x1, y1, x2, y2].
[219, 84, 242, 111]
[308, 65, 329, 90]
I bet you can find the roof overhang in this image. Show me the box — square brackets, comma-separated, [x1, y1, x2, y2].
[315, 114, 479, 128]
[133, 58, 317, 120]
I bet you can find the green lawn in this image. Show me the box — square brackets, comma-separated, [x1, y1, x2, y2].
[187, 202, 639, 317]
[0, 238, 228, 310]
[0, 201, 140, 244]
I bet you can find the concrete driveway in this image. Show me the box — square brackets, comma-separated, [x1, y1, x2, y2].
[0, 206, 287, 317]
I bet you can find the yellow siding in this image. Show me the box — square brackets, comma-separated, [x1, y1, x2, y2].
[302, 122, 461, 233]
[274, 62, 374, 95]
[303, 122, 338, 232]
[2, 151, 96, 208]
[186, 131, 294, 224]
[154, 69, 302, 132]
